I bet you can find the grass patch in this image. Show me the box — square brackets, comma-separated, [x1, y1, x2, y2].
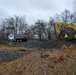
[0, 45, 27, 51]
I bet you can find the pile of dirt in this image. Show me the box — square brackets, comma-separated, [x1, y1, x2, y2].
[0, 47, 76, 75]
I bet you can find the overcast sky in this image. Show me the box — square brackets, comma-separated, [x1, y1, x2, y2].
[0, 0, 74, 25]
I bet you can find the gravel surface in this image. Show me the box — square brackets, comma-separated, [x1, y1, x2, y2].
[0, 50, 33, 63]
[0, 49, 51, 63]
[8, 41, 73, 48]
[0, 41, 73, 63]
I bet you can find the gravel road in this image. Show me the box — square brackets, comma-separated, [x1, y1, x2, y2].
[0, 41, 73, 63]
[0, 49, 52, 63]
[8, 41, 72, 48]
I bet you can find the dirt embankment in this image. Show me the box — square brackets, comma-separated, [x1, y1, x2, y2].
[0, 45, 76, 75]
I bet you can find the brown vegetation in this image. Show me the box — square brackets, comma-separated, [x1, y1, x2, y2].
[0, 45, 50, 51]
[0, 45, 27, 51]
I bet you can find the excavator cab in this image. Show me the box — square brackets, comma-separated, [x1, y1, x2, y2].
[64, 28, 75, 41]
[55, 22, 76, 41]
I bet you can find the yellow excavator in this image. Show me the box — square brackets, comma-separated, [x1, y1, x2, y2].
[55, 22, 76, 41]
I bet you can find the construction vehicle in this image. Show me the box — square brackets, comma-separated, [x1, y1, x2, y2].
[8, 34, 27, 42]
[55, 22, 76, 41]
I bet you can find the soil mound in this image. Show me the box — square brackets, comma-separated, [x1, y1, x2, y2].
[0, 48, 76, 75]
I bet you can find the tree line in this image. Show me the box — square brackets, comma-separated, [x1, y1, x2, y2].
[0, 9, 76, 41]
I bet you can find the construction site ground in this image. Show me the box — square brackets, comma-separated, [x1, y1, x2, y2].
[0, 41, 76, 75]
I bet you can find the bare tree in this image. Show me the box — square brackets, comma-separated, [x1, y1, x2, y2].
[14, 15, 27, 34]
[61, 9, 71, 23]
[48, 17, 55, 39]
[33, 20, 47, 40]
[1, 15, 28, 35]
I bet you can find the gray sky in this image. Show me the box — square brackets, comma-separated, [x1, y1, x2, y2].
[0, 0, 74, 25]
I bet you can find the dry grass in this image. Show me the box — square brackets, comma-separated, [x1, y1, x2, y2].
[0, 45, 28, 51]
[0, 45, 76, 75]
[27, 39, 40, 42]
[0, 45, 51, 51]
